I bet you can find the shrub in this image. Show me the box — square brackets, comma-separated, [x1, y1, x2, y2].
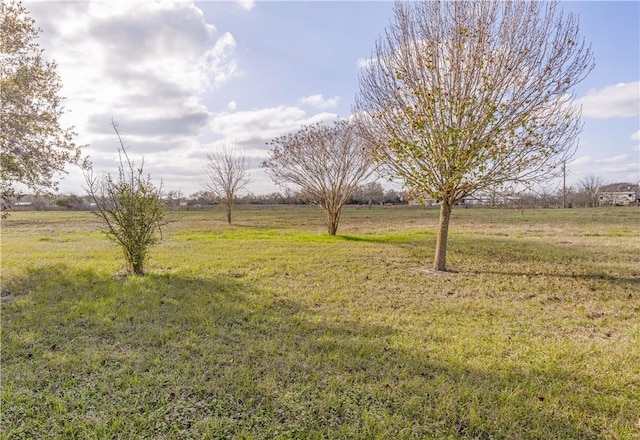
[85, 122, 167, 275]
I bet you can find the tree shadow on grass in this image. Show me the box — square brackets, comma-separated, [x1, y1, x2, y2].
[368, 232, 640, 289]
[338, 233, 422, 244]
[447, 235, 640, 287]
[1, 264, 622, 439]
[470, 267, 640, 288]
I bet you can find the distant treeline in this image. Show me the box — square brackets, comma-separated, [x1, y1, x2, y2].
[8, 181, 639, 212]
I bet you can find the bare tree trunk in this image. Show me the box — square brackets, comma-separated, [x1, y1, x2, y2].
[225, 195, 232, 224]
[326, 209, 340, 235]
[433, 201, 452, 271]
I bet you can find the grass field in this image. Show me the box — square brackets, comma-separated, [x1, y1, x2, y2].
[1, 206, 639, 439]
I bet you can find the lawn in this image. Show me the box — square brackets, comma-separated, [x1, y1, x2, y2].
[1, 206, 639, 439]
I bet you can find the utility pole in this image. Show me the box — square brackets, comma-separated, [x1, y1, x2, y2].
[562, 161, 566, 208]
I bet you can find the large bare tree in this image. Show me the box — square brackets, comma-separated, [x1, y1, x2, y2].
[263, 120, 374, 235]
[355, 0, 594, 271]
[202, 145, 251, 224]
[1, 0, 85, 215]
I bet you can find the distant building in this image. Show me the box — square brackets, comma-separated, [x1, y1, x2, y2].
[462, 193, 520, 207]
[598, 191, 638, 207]
[11, 201, 33, 211]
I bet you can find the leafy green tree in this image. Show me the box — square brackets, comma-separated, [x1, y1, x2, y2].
[85, 122, 166, 275]
[264, 120, 374, 235]
[1, 0, 85, 215]
[355, 0, 594, 271]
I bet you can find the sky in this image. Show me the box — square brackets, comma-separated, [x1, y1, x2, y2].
[25, 0, 640, 197]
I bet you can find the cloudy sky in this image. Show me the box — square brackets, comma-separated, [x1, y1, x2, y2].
[26, 0, 640, 197]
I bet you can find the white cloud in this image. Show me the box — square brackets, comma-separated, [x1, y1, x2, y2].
[570, 154, 639, 184]
[356, 57, 375, 69]
[210, 106, 338, 144]
[597, 154, 629, 164]
[24, 1, 346, 196]
[234, 0, 255, 11]
[202, 32, 240, 88]
[299, 94, 340, 110]
[24, 0, 247, 196]
[28, 1, 241, 145]
[631, 130, 640, 141]
[570, 155, 592, 166]
[576, 82, 640, 119]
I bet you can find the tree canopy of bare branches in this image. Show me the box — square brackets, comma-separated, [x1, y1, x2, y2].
[85, 122, 167, 275]
[263, 120, 374, 235]
[202, 145, 251, 224]
[578, 175, 603, 208]
[1, 0, 86, 216]
[354, 0, 594, 270]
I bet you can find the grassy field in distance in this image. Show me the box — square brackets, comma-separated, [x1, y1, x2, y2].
[1, 206, 639, 439]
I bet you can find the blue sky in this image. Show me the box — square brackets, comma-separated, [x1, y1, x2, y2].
[26, 0, 640, 196]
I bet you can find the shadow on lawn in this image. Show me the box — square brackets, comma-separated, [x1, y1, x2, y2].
[338, 233, 421, 244]
[451, 236, 639, 287]
[2, 264, 613, 439]
[470, 268, 640, 287]
[379, 232, 640, 287]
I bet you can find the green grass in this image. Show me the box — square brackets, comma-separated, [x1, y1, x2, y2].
[1, 206, 639, 439]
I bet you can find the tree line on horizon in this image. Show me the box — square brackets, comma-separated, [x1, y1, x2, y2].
[13, 179, 638, 212]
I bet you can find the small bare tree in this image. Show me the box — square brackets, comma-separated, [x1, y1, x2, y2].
[263, 120, 374, 235]
[578, 175, 603, 207]
[85, 121, 167, 275]
[355, 0, 594, 271]
[202, 145, 251, 224]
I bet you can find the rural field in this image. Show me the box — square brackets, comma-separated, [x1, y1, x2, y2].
[1, 206, 639, 439]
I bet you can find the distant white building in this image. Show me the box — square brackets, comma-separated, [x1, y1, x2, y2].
[462, 193, 520, 207]
[598, 192, 638, 207]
